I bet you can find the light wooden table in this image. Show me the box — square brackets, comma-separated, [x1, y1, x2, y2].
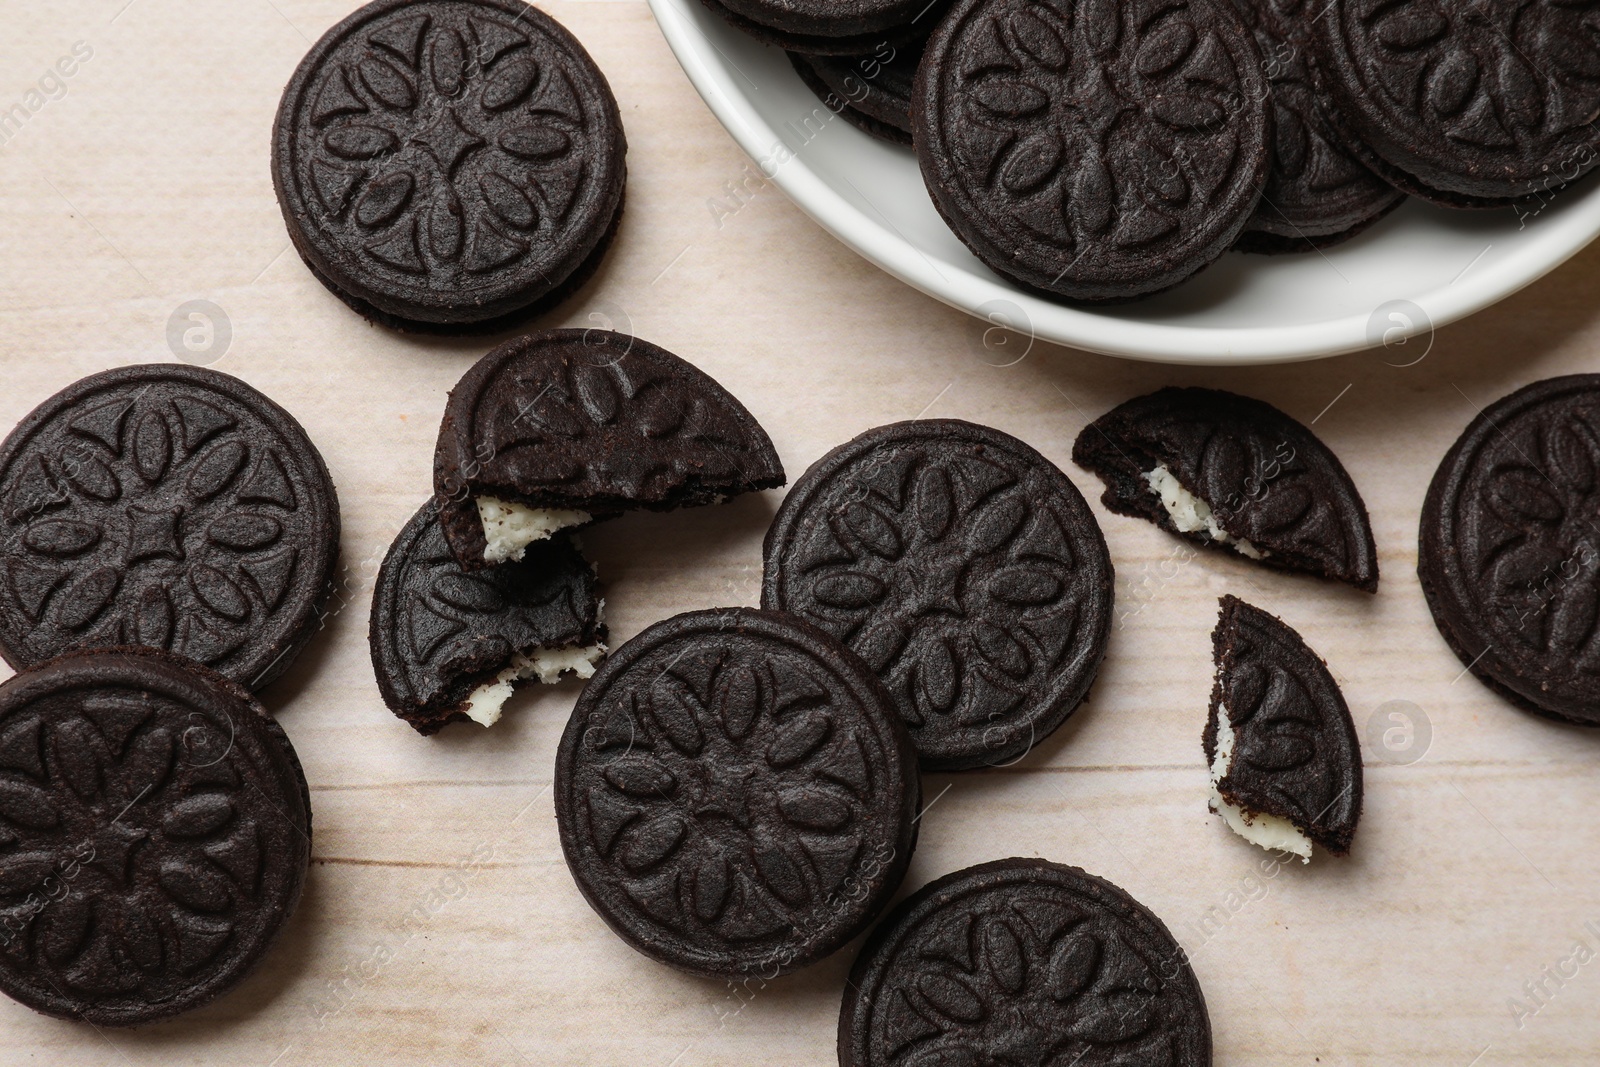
[2, 2, 1598, 1063]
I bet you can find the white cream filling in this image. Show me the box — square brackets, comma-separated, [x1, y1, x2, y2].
[1209, 702, 1312, 863]
[477, 496, 590, 564]
[462, 643, 608, 727]
[1142, 465, 1267, 560]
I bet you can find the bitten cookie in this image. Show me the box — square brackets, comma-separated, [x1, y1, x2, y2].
[1205, 596, 1363, 861]
[369, 498, 606, 734]
[433, 329, 785, 570]
[1073, 387, 1379, 592]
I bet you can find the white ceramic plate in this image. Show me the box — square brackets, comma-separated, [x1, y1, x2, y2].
[648, 0, 1600, 365]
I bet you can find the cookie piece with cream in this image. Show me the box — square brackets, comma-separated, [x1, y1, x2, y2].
[1073, 386, 1378, 592]
[434, 329, 784, 571]
[1204, 595, 1362, 861]
[370, 499, 606, 734]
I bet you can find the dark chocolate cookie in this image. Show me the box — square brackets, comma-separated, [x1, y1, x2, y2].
[272, 0, 627, 332]
[433, 329, 785, 570]
[913, 0, 1272, 303]
[1312, 0, 1600, 204]
[1233, 199, 1401, 254]
[0, 364, 341, 691]
[1420, 375, 1600, 725]
[1073, 387, 1379, 592]
[789, 55, 911, 145]
[1205, 596, 1362, 859]
[702, 0, 946, 55]
[369, 499, 606, 735]
[839, 858, 1212, 1067]
[0, 649, 311, 1027]
[762, 420, 1114, 771]
[555, 608, 918, 980]
[704, 0, 940, 55]
[1226, 0, 1403, 250]
[788, 41, 919, 145]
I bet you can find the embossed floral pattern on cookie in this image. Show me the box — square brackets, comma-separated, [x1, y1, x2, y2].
[274, 0, 625, 324]
[1421, 375, 1600, 723]
[840, 859, 1211, 1067]
[914, 0, 1271, 299]
[0, 652, 309, 1026]
[369, 499, 604, 734]
[1205, 596, 1363, 855]
[557, 609, 917, 979]
[764, 420, 1114, 770]
[1072, 387, 1379, 592]
[1315, 0, 1600, 199]
[1227, 0, 1402, 243]
[0, 366, 339, 690]
[433, 330, 785, 570]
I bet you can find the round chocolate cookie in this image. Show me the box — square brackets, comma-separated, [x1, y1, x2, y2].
[1313, 0, 1600, 204]
[272, 0, 627, 333]
[913, 0, 1271, 302]
[1420, 376, 1600, 725]
[788, 41, 919, 145]
[762, 421, 1114, 771]
[555, 608, 918, 980]
[1227, 0, 1403, 252]
[433, 329, 785, 569]
[0, 365, 341, 691]
[702, 0, 947, 56]
[0, 649, 311, 1027]
[840, 858, 1212, 1066]
[369, 498, 605, 735]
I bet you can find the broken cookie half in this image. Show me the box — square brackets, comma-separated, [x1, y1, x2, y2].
[1072, 387, 1379, 592]
[1204, 595, 1363, 862]
[434, 329, 786, 571]
[370, 499, 607, 735]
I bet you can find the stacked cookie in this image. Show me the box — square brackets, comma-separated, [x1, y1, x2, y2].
[1420, 375, 1600, 727]
[737, 0, 1600, 301]
[272, 0, 627, 333]
[0, 365, 338, 1024]
[704, 0, 951, 53]
[1313, 0, 1600, 208]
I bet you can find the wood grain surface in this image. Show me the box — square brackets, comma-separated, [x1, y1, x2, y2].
[1, 2, 1597, 1063]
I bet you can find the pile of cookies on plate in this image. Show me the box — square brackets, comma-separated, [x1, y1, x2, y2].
[720, 0, 1600, 301]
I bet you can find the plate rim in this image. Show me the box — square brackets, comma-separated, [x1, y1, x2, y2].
[648, 0, 1600, 366]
